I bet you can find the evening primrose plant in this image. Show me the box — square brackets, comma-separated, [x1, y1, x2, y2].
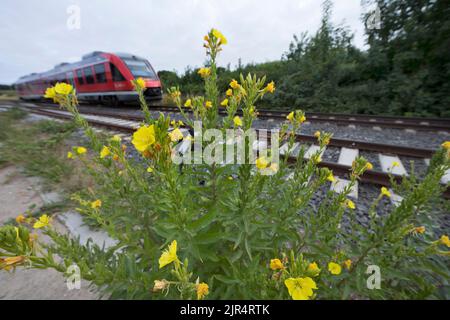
[1, 28, 450, 300]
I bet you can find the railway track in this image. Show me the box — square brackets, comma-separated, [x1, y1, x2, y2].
[6, 103, 449, 200]
[10, 99, 450, 132]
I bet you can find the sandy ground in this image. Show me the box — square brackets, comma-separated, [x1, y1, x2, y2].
[0, 166, 98, 300]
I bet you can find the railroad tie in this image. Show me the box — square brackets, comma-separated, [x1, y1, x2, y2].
[304, 144, 325, 159]
[331, 177, 358, 199]
[378, 154, 408, 206]
[338, 147, 359, 166]
[330, 147, 359, 199]
[280, 142, 300, 156]
[441, 169, 450, 184]
[378, 154, 408, 176]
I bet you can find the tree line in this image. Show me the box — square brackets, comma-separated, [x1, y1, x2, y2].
[158, 0, 450, 117]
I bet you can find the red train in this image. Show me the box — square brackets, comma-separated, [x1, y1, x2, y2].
[15, 51, 162, 104]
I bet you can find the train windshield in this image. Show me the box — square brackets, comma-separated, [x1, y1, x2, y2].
[123, 59, 157, 79]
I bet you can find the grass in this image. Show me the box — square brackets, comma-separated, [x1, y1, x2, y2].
[0, 90, 18, 100]
[0, 107, 95, 193]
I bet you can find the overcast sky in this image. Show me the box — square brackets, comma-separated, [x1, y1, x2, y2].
[0, 0, 367, 84]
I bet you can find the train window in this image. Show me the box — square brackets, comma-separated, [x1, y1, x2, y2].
[83, 67, 95, 84]
[76, 70, 84, 85]
[66, 72, 74, 86]
[110, 63, 126, 82]
[122, 58, 157, 79]
[94, 64, 107, 83]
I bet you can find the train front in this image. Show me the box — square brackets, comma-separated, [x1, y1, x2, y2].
[119, 54, 163, 101]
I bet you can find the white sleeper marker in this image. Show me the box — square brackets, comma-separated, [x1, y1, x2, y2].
[330, 177, 358, 199]
[378, 154, 408, 176]
[304, 145, 325, 159]
[279, 142, 299, 156]
[441, 169, 450, 184]
[338, 148, 359, 166]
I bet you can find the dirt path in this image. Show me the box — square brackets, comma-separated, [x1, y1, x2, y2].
[0, 166, 98, 300]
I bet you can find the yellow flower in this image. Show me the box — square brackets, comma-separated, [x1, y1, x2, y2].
[392, 161, 399, 168]
[284, 277, 317, 300]
[113, 154, 119, 161]
[314, 131, 321, 138]
[345, 199, 356, 210]
[132, 125, 156, 152]
[16, 214, 26, 224]
[440, 235, 450, 247]
[44, 87, 56, 100]
[170, 90, 181, 99]
[169, 128, 184, 142]
[286, 112, 294, 121]
[312, 155, 322, 164]
[100, 146, 111, 159]
[343, 259, 352, 270]
[270, 258, 284, 270]
[33, 214, 50, 229]
[265, 81, 275, 93]
[414, 226, 426, 234]
[255, 156, 269, 170]
[198, 67, 211, 78]
[307, 262, 321, 276]
[67, 151, 73, 159]
[153, 279, 169, 292]
[135, 77, 146, 89]
[220, 98, 228, 107]
[327, 173, 335, 182]
[205, 100, 213, 108]
[54, 82, 73, 95]
[147, 167, 154, 173]
[233, 116, 242, 127]
[380, 187, 391, 198]
[300, 115, 306, 123]
[184, 99, 192, 108]
[328, 262, 342, 275]
[159, 240, 178, 269]
[112, 135, 122, 142]
[76, 146, 87, 155]
[196, 282, 209, 300]
[91, 199, 102, 209]
[1, 256, 25, 270]
[226, 88, 233, 96]
[230, 79, 240, 89]
[212, 28, 227, 45]
[366, 162, 373, 170]
[441, 141, 450, 149]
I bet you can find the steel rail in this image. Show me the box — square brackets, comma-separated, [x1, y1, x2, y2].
[7, 99, 450, 130]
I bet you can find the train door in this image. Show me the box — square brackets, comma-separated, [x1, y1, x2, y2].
[93, 63, 110, 93]
[75, 69, 85, 91]
[82, 66, 96, 93]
